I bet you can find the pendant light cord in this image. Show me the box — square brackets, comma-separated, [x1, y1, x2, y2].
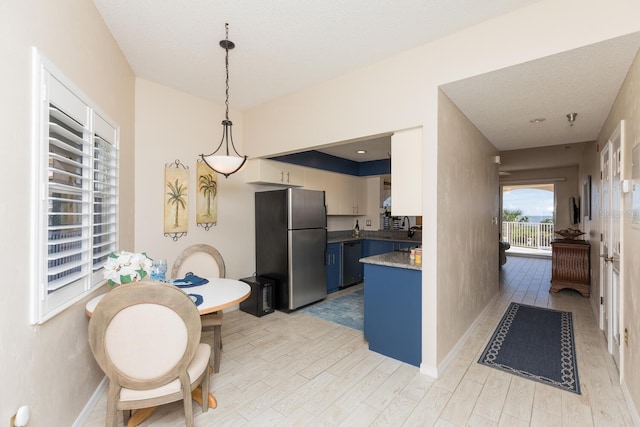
[224, 22, 230, 122]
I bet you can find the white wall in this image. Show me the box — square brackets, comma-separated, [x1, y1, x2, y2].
[589, 47, 640, 417]
[0, 1, 135, 425]
[135, 79, 257, 281]
[436, 91, 500, 362]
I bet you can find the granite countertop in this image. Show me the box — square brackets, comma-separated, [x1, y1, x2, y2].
[327, 230, 422, 244]
[359, 251, 422, 271]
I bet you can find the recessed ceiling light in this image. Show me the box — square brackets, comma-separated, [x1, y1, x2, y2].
[356, 150, 367, 154]
[529, 118, 546, 123]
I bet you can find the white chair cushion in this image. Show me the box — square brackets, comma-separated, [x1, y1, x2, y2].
[105, 304, 188, 379]
[119, 343, 211, 401]
[175, 252, 221, 278]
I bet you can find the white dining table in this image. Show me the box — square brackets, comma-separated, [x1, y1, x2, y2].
[84, 277, 251, 426]
[85, 277, 251, 317]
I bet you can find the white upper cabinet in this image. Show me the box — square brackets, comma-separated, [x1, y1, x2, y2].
[351, 175, 367, 215]
[323, 172, 343, 215]
[247, 159, 368, 215]
[391, 127, 422, 215]
[308, 170, 367, 215]
[244, 159, 304, 186]
[324, 172, 367, 215]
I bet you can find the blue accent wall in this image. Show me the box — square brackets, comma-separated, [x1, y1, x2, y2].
[270, 150, 390, 176]
[359, 159, 390, 176]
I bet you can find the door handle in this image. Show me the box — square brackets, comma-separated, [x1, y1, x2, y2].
[600, 254, 614, 262]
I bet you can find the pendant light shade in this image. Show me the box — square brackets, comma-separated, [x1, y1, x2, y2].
[200, 23, 247, 178]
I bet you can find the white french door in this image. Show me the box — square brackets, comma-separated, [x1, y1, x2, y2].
[600, 121, 623, 370]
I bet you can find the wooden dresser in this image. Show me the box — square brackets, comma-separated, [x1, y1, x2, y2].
[550, 239, 590, 297]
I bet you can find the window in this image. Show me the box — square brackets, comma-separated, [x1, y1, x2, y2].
[32, 50, 119, 323]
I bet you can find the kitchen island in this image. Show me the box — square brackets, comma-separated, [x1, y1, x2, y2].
[325, 230, 421, 294]
[360, 251, 421, 367]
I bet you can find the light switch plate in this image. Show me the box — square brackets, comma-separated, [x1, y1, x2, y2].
[366, 220, 371, 226]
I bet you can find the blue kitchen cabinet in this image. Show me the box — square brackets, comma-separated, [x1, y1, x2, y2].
[363, 263, 421, 366]
[326, 242, 341, 294]
[394, 241, 415, 251]
[363, 239, 417, 256]
[363, 239, 394, 257]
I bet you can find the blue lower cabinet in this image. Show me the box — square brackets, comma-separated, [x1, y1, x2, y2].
[363, 263, 421, 367]
[363, 240, 394, 257]
[326, 243, 341, 294]
[363, 239, 417, 257]
[395, 241, 414, 251]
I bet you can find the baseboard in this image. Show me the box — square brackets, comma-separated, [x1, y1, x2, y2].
[621, 379, 640, 427]
[72, 376, 107, 427]
[420, 291, 500, 379]
[420, 362, 438, 378]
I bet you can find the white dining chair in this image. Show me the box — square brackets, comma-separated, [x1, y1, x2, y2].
[172, 244, 226, 373]
[87, 282, 210, 427]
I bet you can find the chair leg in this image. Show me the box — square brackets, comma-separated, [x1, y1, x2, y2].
[201, 363, 210, 413]
[213, 325, 221, 373]
[106, 387, 118, 427]
[122, 409, 131, 426]
[202, 326, 222, 373]
[182, 381, 194, 427]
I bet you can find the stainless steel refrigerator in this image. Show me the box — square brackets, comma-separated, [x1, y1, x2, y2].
[255, 188, 327, 311]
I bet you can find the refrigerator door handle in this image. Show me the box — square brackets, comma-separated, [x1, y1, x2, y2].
[324, 229, 328, 266]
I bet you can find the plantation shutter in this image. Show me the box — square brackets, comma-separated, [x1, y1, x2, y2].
[47, 82, 92, 293]
[33, 51, 119, 323]
[92, 115, 118, 271]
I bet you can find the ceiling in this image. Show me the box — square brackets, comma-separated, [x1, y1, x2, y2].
[92, 1, 640, 167]
[441, 32, 640, 152]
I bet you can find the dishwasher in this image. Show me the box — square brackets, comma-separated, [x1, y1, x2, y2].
[342, 241, 363, 288]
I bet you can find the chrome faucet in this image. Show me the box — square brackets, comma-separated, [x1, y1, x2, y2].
[402, 216, 415, 238]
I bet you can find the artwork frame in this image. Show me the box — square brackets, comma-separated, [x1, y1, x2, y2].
[196, 159, 218, 231]
[582, 175, 591, 221]
[164, 159, 189, 241]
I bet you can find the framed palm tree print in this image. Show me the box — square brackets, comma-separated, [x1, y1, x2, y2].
[164, 160, 188, 239]
[196, 159, 218, 230]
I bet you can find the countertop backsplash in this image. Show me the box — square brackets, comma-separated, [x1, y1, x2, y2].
[328, 229, 422, 243]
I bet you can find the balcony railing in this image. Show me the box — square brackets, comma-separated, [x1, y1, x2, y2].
[502, 221, 554, 250]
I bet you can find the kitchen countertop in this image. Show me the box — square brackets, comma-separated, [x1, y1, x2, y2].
[359, 251, 422, 271]
[327, 230, 422, 244]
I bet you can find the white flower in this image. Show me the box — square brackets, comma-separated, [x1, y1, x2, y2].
[103, 251, 153, 286]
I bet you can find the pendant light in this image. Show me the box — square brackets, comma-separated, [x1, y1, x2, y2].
[200, 23, 247, 178]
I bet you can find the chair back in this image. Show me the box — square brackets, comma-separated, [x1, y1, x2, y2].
[88, 283, 202, 391]
[171, 244, 226, 279]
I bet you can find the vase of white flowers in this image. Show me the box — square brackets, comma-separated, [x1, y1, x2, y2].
[103, 251, 153, 286]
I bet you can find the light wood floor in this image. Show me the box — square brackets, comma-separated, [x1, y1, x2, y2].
[83, 257, 634, 426]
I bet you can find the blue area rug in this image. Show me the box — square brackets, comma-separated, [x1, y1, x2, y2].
[300, 289, 363, 331]
[478, 302, 581, 394]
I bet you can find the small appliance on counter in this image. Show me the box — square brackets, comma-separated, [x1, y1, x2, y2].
[239, 276, 275, 317]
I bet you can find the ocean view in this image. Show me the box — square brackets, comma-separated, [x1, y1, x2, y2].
[515, 215, 553, 223]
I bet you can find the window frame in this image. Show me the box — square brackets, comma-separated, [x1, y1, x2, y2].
[31, 49, 119, 324]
